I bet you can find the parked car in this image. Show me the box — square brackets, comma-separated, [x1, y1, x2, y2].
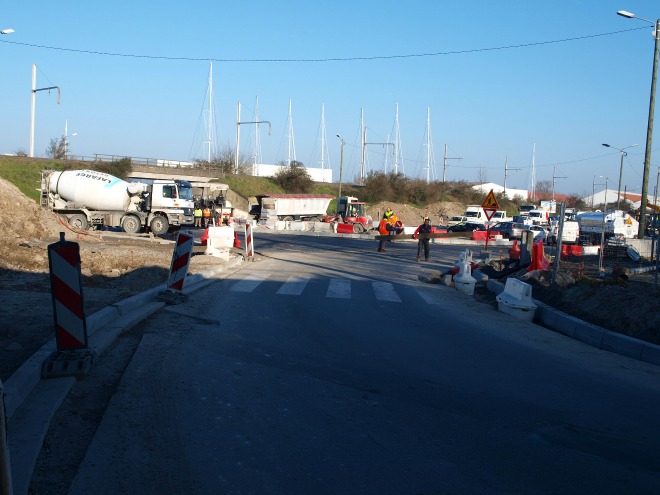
[447, 222, 487, 233]
[489, 221, 525, 239]
[525, 224, 548, 242]
[447, 215, 468, 227]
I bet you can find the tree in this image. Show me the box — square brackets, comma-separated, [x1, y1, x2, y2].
[273, 161, 313, 193]
[534, 180, 553, 200]
[477, 168, 488, 183]
[46, 136, 67, 159]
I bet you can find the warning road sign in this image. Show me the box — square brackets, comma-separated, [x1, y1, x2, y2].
[481, 190, 499, 210]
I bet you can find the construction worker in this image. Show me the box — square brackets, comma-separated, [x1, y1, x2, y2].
[194, 205, 203, 228]
[202, 205, 211, 228]
[378, 208, 403, 252]
[413, 216, 432, 261]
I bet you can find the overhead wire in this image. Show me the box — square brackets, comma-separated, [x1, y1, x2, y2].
[0, 27, 647, 63]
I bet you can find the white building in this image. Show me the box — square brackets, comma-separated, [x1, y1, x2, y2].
[250, 163, 333, 183]
[583, 189, 646, 210]
[471, 182, 529, 200]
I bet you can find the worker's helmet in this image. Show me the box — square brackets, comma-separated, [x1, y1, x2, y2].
[424, 216, 430, 222]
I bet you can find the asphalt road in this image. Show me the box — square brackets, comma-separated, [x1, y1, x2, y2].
[65, 233, 660, 494]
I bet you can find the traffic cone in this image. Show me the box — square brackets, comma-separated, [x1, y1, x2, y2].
[508, 239, 520, 261]
[233, 231, 241, 248]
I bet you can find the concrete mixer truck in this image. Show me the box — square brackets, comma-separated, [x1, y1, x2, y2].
[40, 169, 194, 235]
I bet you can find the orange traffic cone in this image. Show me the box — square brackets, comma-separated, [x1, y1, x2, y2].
[233, 231, 241, 248]
[508, 239, 520, 261]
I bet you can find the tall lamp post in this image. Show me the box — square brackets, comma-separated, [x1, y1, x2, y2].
[599, 176, 608, 272]
[336, 134, 345, 198]
[617, 10, 660, 237]
[602, 143, 638, 210]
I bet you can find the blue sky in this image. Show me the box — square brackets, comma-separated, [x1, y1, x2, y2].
[1, 1, 659, 198]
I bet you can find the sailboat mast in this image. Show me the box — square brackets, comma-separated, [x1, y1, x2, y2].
[235, 101, 241, 174]
[360, 108, 365, 185]
[208, 63, 213, 162]
[287, 99, 296, 165]
[321, 104, 325, 171]
[394, 103, 400, 174]
[426, 108, 431, 184]
[254, 95, 260, 175]
[531, 143, 536, 202]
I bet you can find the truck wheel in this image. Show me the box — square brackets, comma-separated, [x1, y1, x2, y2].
[283, 216, 294, 222]
[150, 216, 169, 235]
[353, 223, 365, 233]
[121, 215, 142, 234]
[68, 214, 89, 231]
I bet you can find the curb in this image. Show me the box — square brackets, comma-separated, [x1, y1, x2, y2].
[487, 279, 660, 366]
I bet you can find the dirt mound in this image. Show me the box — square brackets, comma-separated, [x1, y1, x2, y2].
[0, 177, 227, 381]
[367, 201, 465, 227]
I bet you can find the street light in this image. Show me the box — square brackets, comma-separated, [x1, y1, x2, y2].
[336, 134, 345, 198]
[602, 143, 638, 210]
[599, 176, 608, 272]
[617, 9, 660, 237]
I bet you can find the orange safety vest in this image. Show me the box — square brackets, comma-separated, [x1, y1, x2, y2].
[202, 208, 211, 218]
[379, 215, 399, 234]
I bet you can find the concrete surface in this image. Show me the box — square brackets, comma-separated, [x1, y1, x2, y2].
[3, 226, 659, 494]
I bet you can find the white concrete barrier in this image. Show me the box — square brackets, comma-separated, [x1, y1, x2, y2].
[496, 278, 537, 322]
[205, 225, 233, 260]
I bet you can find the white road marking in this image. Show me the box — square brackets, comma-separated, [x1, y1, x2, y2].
[231, 273, 270, 292]
[372, 281, 401, 302]
[326, 278, 351, 299]
[276, 276, 309, 295]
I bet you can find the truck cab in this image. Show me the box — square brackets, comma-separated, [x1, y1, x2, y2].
[463, 205, 487, 224]
[491, 210, 512, 222]
[142, 179, 195, 232]
[527, 209, 550, 225]
[336, 196, 373, 232]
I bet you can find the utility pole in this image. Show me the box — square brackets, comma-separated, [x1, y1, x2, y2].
[592, 175, 596, 209]
[552, 166, 567, 200]
[235, 100, 271, 175]
[29, 64, 61, 158]
[336, 135, 345, 198]
[442, 144, 462, 183]
[503, 156, 520, 199]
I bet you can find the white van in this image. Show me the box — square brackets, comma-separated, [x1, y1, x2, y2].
[463, 205, 487, 224]
[528, 209, 550, 225]
[547, 219, 579, 245]
[491, 210, 512, 222]
[447, 215, 468, 227]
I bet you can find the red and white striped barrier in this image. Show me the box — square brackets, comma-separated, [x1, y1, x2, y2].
[167, 231, 194, 291]
[48, 233, 88, 350]
[245, 223, 254, 259]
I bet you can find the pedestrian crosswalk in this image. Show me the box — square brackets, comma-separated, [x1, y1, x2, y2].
[227, 272, 442, 304]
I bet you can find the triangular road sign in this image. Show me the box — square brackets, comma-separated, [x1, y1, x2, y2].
[482, 190, 499, 210]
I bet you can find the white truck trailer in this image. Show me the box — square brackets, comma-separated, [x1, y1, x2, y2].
[40, 169, 194, 235]
[577, 210, 639, 244]
[251, 194, 333, 222]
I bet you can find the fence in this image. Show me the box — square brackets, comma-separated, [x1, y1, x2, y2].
[552, 211, 659, 289]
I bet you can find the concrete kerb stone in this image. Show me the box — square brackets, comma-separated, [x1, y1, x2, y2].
[487, 279, 660, 366]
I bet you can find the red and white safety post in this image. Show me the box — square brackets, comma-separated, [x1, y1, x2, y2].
[48, 233, 88, 351]
[244, 223, 254, 260]
[167, 230, 194, 291]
